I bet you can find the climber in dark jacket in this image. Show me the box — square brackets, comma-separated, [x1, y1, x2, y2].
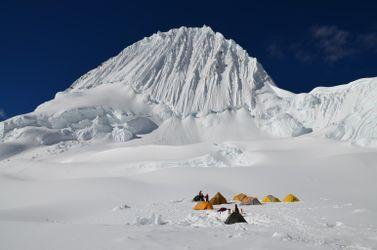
[192, 191, 204, 202]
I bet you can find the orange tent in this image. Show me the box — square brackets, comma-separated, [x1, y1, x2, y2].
[193, 201, 213, 210]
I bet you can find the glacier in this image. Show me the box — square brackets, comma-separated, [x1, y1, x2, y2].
[1, 26, 377, 159]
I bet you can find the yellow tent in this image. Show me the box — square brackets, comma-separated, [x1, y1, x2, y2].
[193, 201, 213, 210]
[233, 193, 247, 201]
[283, 194, 300, 202]
[262, 195, 281, 202]
[209, 192, 228, 205]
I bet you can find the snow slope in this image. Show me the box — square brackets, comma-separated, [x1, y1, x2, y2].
[0, 138, 376, 250]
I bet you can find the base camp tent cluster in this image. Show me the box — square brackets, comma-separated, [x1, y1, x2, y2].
[192, 192, 300, 225]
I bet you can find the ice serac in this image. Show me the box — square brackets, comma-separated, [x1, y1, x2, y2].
[287, 78, 377, 147]
[0, 26, 376, 157]
[69, 26, 274, 117]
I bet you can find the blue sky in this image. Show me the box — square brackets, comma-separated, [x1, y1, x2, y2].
[0, 0, 376, 120]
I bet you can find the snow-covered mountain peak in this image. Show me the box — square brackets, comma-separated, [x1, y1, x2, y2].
[68, 26, 274, 117]
[0, 27, 376, 159]
[155, 25, 216, 38]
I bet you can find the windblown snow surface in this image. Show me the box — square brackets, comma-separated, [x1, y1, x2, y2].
[0, 26, 377, 250]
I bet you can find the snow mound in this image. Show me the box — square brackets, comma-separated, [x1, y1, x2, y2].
[134, 213, 167, 226]
[179, 211, 225, 227]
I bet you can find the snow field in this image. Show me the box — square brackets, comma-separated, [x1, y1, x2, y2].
[1, 139, 376, 249]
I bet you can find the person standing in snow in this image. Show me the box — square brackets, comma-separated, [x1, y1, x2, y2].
[205, 194, 209, 202]
[234, 204, 240, 213]
[192, 191, 204, 201]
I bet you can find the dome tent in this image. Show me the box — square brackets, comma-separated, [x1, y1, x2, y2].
[225, 205, 247, 225]
[241, 196, 262, 205]
[283, 194, 299, 202]
[209, 192, 228, 205]
[193, 201, 213, 210]
[262, 195, 281, 202]
[233, 193, 247, 202]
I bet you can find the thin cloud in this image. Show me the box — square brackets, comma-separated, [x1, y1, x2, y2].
[266, 43, 285, 59]
[311, 25, 353, 62]
[266, 25, 376, 64]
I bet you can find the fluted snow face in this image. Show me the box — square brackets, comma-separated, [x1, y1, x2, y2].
[70, 26, 274, 116]
[287, 78, 377, 146]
